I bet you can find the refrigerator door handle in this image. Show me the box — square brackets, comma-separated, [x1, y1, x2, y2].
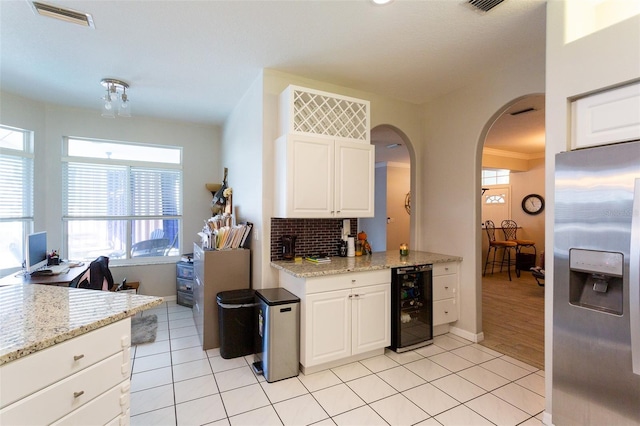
[631, 178, 640, 375]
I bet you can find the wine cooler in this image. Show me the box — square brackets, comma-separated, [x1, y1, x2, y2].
[390, 264, 433, 352]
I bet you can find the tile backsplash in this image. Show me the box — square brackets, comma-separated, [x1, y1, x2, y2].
[270, 218, 357, 261]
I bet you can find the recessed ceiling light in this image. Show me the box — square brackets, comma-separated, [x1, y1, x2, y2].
[30, 1, 95, 28]
[386, 143, 402, 149]
[372, 0, 394, 5]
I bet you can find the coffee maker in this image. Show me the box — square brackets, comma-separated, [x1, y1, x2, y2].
[281, 235, 297, 260]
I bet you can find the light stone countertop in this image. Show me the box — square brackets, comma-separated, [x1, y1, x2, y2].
[0, 284, 163, 365]
[271, 250, 462, 278]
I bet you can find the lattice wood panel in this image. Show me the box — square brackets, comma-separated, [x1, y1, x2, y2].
[281, 86, 370, 142]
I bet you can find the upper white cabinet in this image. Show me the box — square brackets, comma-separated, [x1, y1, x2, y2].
[572, 82, 640, 149]
[280, 85, 370, 143]
[275, 85, 374, 218]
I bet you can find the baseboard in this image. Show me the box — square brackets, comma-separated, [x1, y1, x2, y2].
[542, 411, 553, 425]
[449, 326, 484, 343]
[163, 295, 177, 302]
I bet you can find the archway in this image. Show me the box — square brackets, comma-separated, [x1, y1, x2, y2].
[477, 94, 546, 369]
[361, 124, 415, 253]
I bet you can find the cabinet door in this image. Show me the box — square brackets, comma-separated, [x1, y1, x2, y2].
[352, 284, 390, 355]
[305, 289, 351, 366]
[334, 140, 375, 217]
[572, 82, 640, 149]
[288, 135, 334, 217]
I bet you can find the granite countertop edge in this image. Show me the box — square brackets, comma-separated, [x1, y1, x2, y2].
[0, 285, 163, 365]
[271, 250, 463, 278]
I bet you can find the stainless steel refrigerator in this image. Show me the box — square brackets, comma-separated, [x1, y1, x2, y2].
[553, 140, 640, 425]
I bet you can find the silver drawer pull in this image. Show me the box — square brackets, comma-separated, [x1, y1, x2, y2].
[73, 391, 85, 398]
[73, 354, 84, 361]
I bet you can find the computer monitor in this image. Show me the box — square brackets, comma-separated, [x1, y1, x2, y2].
[26, 231, 48, 274]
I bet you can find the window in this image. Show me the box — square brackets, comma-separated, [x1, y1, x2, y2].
[63, 138, 182, 262]
[485, 194, 506, 204]
[0, 125, 34, 274]
[482, 168, 510, 186]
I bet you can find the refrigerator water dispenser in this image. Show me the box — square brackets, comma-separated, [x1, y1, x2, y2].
[569, 249, 624, 315]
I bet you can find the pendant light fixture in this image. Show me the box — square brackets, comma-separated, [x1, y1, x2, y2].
[100, 78, 131, 118]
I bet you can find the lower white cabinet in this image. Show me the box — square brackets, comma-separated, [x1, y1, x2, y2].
[279, 269, 390, 373]
[0, 319, 131, 426]
[432, 262, 459, 326]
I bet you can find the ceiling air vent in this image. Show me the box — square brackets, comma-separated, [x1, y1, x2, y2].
[510, 107, 536, 116]
[30, 1, 95, 28]
[468, 0, 506, 13]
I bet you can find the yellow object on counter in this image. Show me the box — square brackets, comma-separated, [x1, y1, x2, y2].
[400, 243, 409, 256]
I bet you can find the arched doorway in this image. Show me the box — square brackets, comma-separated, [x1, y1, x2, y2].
[478, 94, 546, 370]
[360, 125, 414, 253]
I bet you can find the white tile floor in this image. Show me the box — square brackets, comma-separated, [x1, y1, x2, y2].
[130, 301, 545, 426]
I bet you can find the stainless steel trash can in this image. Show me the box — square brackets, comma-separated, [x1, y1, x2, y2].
[253, 288, 300, 382]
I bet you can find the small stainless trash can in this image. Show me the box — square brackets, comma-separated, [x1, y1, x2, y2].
[217, 289, 256, 359]
[253, 288, 300, 382]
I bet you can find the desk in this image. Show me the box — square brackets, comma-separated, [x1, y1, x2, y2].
[0, 265, 86, 287]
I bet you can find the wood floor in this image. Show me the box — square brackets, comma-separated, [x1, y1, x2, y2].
[479, 269, 545, 370]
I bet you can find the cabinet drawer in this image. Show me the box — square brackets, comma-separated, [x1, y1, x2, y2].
[177, 277, 193, 292]
[51, 379, 130, 426]
[433, 274, 457, 301]
[177, 262, 194, 279]
[305, 269, 390, 294]
[433, 299, 457, 326]
[433, 262, 456, 276]
[177, 290, 194, 308]
[0, 351, 128, 425]
[0, 319, 130, 408]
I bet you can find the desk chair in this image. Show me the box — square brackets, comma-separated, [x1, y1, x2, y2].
[501, 219, 536, 277]
[484, 220, 518, 281]
[70, 256, 114, 291]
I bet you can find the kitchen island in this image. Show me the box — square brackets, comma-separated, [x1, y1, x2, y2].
[272, 251, 462, 374]
[0, 284, 162, 425]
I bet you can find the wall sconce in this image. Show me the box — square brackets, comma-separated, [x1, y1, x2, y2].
[101, 78, 131, 118]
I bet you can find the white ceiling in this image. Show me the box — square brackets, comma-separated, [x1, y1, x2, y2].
[0, 0, 547, 159]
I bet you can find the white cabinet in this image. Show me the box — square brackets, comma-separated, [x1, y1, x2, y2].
[0, 319, 131, 426]
[279, 269, 390, 374]
[572, 82, 640, 149]
[432, 262, 459, 326]
[275, 134, 374, 218]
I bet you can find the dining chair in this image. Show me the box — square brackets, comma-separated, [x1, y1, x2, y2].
[483, 220, 517, 281]
[501, 219, 536, 277]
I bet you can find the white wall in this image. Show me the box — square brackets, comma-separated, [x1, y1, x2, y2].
[0, 91, 221, 297]
[420, 46, 546, 341]
[360, 164, 388, 253]
[222, 73, 265, 289]
[545, 2, 640, 421]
